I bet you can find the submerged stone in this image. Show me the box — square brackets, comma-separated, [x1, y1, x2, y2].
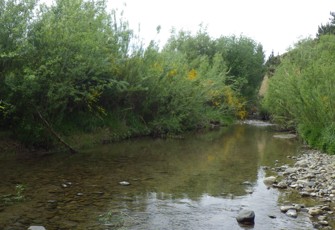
[119, 181, 130, 186]
[273, 134, 297, 139]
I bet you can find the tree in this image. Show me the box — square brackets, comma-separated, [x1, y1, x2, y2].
[2, 0, 131, 147]
[216, 35, 265, 101]
[317, 12, 335, 37]
[163, 27, 216, 65]
[0, 0, 37, 118]
[265, 50, 281, 77]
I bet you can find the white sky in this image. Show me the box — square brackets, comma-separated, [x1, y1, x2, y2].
[108, 0, 335, 57]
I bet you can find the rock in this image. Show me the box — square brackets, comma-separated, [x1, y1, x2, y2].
[290, 183, 298, 188]
[286, 209, 298, 218]
[268, 214, 276, 219]
[273, 134, 297, 139]
[236, 209, 255, 225]
[263, 176, 276, 185]
[242, 181, 252, 186]
[295, 159, 309, 167]
[92, 191, 104, 195]
[268, 149, 335, 227]
[245, 188, 253, 194]
[280, 206, 295, 213]
[319, 220, 329, 226]
[28, 226, 46, 230]
[310, 192, 317, 197]
[293, 204, 302, 211]
[308, 207, 323, 216]
[284, 167, 298, 174]
[301, 208, 309, 213]
[305, 173, 315, 179]
[47, 200, 58, 209]
[300, 191, 311, 197]
[318, 215, 327, 221]
[274, 181, 287, 189]
[119, 181, 130, 186]
[321, 206, 331, 211]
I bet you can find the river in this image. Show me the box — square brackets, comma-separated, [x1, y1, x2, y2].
[0, 121, 315, 229]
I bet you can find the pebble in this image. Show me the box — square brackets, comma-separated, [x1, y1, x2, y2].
[119, 181, 130, 186]
[270, 149, 335, 228]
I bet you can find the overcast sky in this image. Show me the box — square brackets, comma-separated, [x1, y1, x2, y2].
[108, 0, 334, 57]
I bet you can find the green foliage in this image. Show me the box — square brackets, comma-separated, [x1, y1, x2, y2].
[0, 0, 37, 114]
[263, 35, 335, 154]
[0, 0, 265, 148]
[216, 35, 266, 101]
[265, 51, 281, 77]
[317, 12, 335, 37]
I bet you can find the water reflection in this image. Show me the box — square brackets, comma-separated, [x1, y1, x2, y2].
[0, 123, 314, 229]
[121, 169, 312, 230]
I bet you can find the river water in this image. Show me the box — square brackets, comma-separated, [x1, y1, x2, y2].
[0, 121, 315, 229]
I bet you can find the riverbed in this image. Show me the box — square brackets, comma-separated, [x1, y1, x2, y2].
[0, 121, 316, 229]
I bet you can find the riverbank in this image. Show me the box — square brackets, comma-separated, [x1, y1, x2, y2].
[265, 148, 335, 229]
[0, 117, 233, 156]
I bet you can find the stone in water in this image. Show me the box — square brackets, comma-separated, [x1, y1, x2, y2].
[119, 181, 130, 186]
[236, 209, 255, 225]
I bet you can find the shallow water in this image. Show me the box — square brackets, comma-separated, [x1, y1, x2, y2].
[0, 122, 315, 229]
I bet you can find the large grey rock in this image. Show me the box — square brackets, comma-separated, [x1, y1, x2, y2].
[236, 209, 255, 225]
